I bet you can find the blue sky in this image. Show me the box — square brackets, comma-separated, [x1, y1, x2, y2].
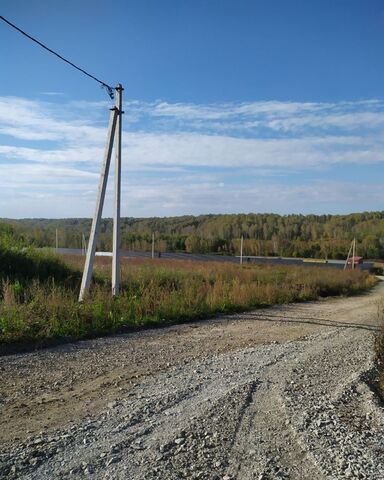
[1, 0, 384, 218]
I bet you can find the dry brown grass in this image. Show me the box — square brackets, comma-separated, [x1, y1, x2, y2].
[0, 253, 377, 346]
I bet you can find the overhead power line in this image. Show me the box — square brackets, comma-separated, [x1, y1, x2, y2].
[0, 15, 114, 99]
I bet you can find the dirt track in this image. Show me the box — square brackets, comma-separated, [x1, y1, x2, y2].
[1, 284, 384, 479]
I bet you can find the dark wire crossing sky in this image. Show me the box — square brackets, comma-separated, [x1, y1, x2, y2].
[0, 14, 115, 99]
[1, 0, 383, 103]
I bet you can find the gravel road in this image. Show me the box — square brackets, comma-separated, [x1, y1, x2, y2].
[1, 283, 384, 479]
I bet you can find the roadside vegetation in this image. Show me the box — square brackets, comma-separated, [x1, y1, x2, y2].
[0, 244, 377, 347]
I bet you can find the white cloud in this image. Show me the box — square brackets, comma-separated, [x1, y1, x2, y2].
[266, 111, 384, 132]
[150, 100, 324, 120]
[3, 131, 382, 173]
[1, 95, 384, 217]
[0, 97, 106, 143]
[39, 92, 65, 96]
[122, 132, 384, 168]
[0, 145, 104, 165]
[131, 98, 384, 134]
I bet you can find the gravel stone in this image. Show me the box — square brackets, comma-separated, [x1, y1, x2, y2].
[1, 283, 384, 479]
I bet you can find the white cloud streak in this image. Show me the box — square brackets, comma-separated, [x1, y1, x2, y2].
[0, 96, 384, 217]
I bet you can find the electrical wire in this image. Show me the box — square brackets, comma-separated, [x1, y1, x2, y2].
[0, 15, 115, 99]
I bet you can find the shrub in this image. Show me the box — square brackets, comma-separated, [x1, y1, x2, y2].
[0, 247, 79, 286]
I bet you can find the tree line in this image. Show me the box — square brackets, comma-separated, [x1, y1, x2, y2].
[2, 211, 384, 259]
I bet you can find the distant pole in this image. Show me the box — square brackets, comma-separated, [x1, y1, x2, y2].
[352, 237, 356, 270]
[79, 104, 119, 302]
[151, 232, 155, 259]
[82, 233, 87, 256]
[344, 240, 353, 270]
[112, 84, 124, 296]
[55, 228, 58, 252]
[240, 235, 243, 265]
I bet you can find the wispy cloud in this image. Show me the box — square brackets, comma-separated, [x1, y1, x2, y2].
[39, 92, 65, 96]
[124, 98, 384, 135]
[0, 95, 383, 217]
[0, 97, 105, 143]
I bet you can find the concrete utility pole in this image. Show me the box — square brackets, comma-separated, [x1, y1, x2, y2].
[151, 232, 155, 259]
[55, 228, 58, 252]
[78, 84, 124, 302]
[112, 84, 123, 296]
[240, 235, 244, 265]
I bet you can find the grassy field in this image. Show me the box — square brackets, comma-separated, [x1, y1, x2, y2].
[0, 251, 377, 347]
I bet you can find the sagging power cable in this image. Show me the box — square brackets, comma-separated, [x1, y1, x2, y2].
[0, 15, 114, 99]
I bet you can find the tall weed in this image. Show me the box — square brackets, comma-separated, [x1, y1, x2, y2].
[0, 256, 377, 346]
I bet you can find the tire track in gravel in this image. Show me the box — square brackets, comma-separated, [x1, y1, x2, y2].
[226, 371, 326, 480]
[282, 327, 384, 480]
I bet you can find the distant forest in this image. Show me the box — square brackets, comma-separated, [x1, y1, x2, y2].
[3, 211, 384, 259]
